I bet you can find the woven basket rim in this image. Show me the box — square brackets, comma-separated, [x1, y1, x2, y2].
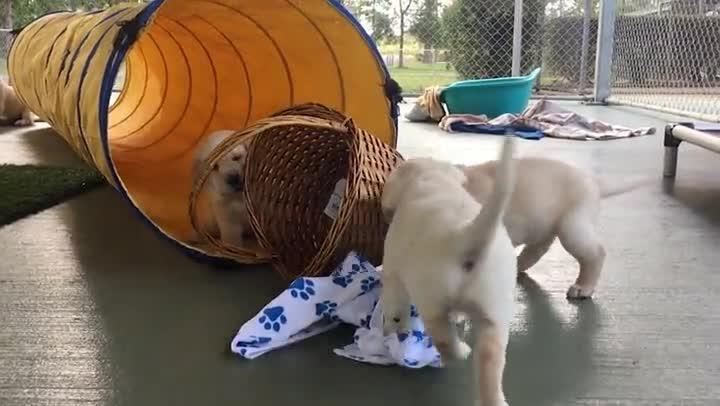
[188, 114, 354, 264]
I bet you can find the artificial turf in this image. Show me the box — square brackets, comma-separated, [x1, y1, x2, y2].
[0, 164, 106, 226]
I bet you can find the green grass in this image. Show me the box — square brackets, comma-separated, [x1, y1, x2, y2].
[388, 59, 459, 94]
[0, 164, 107, 226]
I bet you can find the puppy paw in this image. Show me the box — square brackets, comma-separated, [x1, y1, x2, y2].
[436, 339, 471, 361]
[13, 118, 33, 127]
[382, 312, 411, 336]
[566, 283, 594, 299]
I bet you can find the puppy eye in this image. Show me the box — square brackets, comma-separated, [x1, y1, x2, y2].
[212, 163, 219, 171]
[232, 155, 241, 161]
[461, 260, 475, 272]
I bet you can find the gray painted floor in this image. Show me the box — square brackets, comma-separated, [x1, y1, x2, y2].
[1, 102, 719, 406]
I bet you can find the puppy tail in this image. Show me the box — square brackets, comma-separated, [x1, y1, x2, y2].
[465, 135, 516, 246]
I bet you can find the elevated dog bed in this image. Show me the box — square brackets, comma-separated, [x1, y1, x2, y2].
[8, 0, 398, 263]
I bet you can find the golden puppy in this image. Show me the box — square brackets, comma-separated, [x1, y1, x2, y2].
[0, 78, 34, 127]
[460, 157, 647, 299]
[192, 130, 252, 247]
[381, 137, 517, 406]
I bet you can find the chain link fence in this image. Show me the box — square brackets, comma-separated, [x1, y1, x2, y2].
[340, 0, 597, 96]
[4, 0, 718, 120]
[0, 29, 12, 83]
[609, 0, 720, 121]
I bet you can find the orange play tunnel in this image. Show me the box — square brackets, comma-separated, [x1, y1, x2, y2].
[9, 0, 397, 262]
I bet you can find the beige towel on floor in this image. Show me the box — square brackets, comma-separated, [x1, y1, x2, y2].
[439, 99, 655, 140]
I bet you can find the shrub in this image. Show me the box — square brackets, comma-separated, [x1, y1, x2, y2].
[443, 0, 543, 80]
[544, 15, 720, 86]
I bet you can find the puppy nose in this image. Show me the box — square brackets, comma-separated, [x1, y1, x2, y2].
[226, 173, 242, 189]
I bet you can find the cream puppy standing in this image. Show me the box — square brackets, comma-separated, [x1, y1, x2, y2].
[192, 130, 252, 247]
[460, 157, 646, 299]
[381, 137, 517, 406]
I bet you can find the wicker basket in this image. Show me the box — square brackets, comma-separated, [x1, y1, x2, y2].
[189, 104, 404, 278]
[247, 105, 404, 279]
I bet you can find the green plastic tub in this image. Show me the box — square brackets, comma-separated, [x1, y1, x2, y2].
[440, 68, 541, 118]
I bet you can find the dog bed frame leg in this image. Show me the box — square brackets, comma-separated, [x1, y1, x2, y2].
[663, 123, 691, 178]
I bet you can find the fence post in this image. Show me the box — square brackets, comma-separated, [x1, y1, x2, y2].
[593, 0, 616, 103]
[578, 0, 592, 94]
[511, 0, 523, 76]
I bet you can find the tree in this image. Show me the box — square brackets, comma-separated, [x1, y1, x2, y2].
[443, 0, 543, 79]
[341, 0, 395, 43]
[396, 0, 417, 68]
[409, 0, 443, 62]
[369, 10, 395, 42]
[11, 0, 144, 27]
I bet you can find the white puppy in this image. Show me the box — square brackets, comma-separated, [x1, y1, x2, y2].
[460, 157, 645, 299]
[381, 137, 517, 406]
[192, 129, 252, 247]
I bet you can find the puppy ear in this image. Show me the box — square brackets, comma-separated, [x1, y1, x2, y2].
[191, 152, 206, 188]
[192, 136, 216, 187]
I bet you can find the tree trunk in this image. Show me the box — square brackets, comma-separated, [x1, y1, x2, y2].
[398, 14, 405, 68]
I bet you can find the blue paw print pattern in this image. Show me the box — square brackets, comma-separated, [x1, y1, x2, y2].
[398, 332, 409, 342]
[315, 300, 338, 319]
[360, 276, 380, 294]
[411, 330, 425, 343]
[235, 336, 272, 349]
[410, 305, 419, 318]
[404, 358, 420, 367]
[258, 306, 287, 332]
[359, 313, 372, 329]
[332, 274, 353, 288]
[332, 262, 367, 288]
[289, 278, 316, 300]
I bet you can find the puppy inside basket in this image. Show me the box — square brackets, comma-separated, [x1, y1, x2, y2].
[190, 129, 259, 251]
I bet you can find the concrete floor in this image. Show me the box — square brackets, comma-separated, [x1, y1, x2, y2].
[1, 102, 719, 406]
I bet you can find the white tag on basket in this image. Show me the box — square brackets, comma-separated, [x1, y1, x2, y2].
[324, 178, 347, 220]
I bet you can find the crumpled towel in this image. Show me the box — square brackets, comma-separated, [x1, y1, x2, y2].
[404, 86, 446, 122]
[231, 251, 444, 368]
[440, 99, 656, 140]
[439, 113, 544, 140]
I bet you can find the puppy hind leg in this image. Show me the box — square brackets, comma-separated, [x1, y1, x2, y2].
[558, 213, 606, 299]
[474, 323, 509, 406]
[414, 297, 470, 362]
[516, 236, 555, 273]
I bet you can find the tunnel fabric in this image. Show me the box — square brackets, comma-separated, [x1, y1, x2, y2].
[9, 0, 397, 262]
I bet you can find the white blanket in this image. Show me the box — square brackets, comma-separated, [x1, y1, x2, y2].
[231, 252, 443, 368]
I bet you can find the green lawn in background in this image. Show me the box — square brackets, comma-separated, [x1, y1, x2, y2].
[0, 164, 106, 226]
[388, 59, 458, 94]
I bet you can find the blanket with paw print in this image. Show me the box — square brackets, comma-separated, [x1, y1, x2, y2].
[231, 252, 444, 368]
